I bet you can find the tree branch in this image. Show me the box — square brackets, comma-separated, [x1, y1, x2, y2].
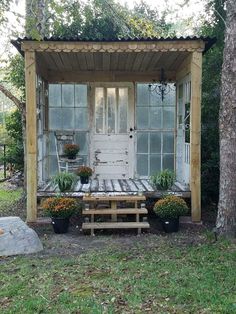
[0, 83, 25, 115]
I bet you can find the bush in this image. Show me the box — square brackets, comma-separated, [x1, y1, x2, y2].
[154, 195, 188, 219]
[42, 197, 78, 218]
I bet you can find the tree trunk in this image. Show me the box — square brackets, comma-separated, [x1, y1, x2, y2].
[216, 0, 236, 237]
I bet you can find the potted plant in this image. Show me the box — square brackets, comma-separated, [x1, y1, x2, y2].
[52, 172, 75, 192]
[151, 169, 175, 190]
[75, 166, 93, 184]
[42, 197, 78, 233]
[64, 144, 79, 159]
[153, 195, 188, 233]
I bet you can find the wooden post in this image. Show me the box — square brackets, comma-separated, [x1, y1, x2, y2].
[25, 51, 37, 222]
[190, 52, 202, 222]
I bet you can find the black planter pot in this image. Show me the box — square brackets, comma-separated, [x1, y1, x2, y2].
[67, 155, 76, 160]
[161, 218, 179, 233]
[51, 217, 70, 234]
[80, 176, 89, 184]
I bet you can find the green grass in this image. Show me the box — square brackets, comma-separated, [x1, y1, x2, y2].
[0, 182, 23, 216]
[0, 238, 236, 313]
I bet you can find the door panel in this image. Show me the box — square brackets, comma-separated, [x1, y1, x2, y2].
[91, 84, 134, 179]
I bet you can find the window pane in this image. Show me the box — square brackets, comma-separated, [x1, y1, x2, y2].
[137, 154, 148, 176]
[107, 88, 116, 134]
[118, 88, 128, 133]
[178, 84, 183, 99]
[137, 107, 149, 129]
[62, 108, 74, 130]
[163, 154, 174, 170]
[150, 132, 161, 153]
[49, 132, 56, 154]
[75, 85, 87, 107]
[75, 108, 88, 130]
[62, 84, 74, 107]
[150, 155, 161, 175]
[49, 108, 62, 130]
[163, 132, 174, 153]
[163, 107, 175, 129]
[150, 107, 162, 129]
[49, 84, 61, 107]
[75, 132, 88, 155]
[49, 155, 58, 176]
[95, 88, 104, 133]
[137, 84, 149, 106]
[162, 84, 176, 106]
[150, 90, 162, 106]
[137, 132, 148, 153]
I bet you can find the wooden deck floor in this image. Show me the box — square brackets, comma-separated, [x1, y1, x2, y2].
[38, 179, 191, 198]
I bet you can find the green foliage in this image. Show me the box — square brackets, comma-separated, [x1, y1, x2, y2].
[200, 0, 226, 204]
[42, 197, 78, 218]
[151, 169, 175, 190]
[52, 172, 76, 192]
[154, 195, 188, 219]
[5, 55, 25, 100]
[3, 110, 24, 170]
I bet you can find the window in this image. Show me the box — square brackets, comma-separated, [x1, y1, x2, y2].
[136, 83, 175, 177]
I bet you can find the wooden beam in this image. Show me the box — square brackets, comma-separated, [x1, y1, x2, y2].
[190, 51, 202, 222]
[46, 70, 176, 83]
[21, 40, 206, 53]
[176, 54, 191, 81]
[25, 51, 37, 222]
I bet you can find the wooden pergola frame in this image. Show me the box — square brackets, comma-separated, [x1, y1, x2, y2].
[18, 38, 207, 223]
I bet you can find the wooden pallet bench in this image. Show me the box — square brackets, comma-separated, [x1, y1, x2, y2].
[82, 195, 150, 235]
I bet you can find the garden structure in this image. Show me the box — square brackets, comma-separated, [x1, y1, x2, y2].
[12, 36, 215, 224]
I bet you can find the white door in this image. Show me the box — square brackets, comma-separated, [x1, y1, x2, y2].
[90, 84, 134, 179]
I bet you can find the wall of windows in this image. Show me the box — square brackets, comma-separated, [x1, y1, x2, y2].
[136, 83, 175, 177]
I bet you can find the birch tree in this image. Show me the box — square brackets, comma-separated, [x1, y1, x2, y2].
[216, 0, 236, 237]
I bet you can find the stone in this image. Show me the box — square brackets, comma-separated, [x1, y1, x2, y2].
[0, 217, 43, 256]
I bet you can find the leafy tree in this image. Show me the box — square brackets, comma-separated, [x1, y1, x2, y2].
[200, 0, 226, 204]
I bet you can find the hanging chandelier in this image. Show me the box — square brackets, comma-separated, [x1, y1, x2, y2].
[148, 68, 171, 102]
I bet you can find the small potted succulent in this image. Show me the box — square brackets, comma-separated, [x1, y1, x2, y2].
[75, 166, 93, 184]
[151, 169, 175, 191]
[64, 144, 79, 159]
[153, 195, 188, 233]
[52, 172, 75, 192]
[42, 197, 78, 233]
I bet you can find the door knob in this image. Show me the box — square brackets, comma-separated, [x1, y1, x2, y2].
[130, 128, 133, 132]
[129, 135, 133, 138]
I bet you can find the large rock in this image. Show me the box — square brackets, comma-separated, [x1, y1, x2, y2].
[0, 217, 43, 256]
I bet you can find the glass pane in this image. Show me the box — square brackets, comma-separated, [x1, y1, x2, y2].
[95, 88, 104, 134]
[62, 84, 74, 107]
[150, 107, 162, 129]
[62, 108, 74, 130]
[150, 155, 161, 175]
[137, 107, 149, 129]
[75, 108, 88, 130]
[137, 84, 149, 106]
[163, 154, 174, 170]
[150, 90, 162, 106]
[49, 155, 58, 176]
[49, 84, 61, 107]
[163, 132, 174, 153]
[75, 132, 88, 155]
[163, 107, 175, 129]
[137, 132, 148, 153]
[150, 132, 161, 153]
[137, 154, 148, 176]
[49, 108, 62, 130]
[107, 88, 116, 134]
[49, 132, 56, 154]
[118, 88, 128, 133]
[162, 84, 176, 106]
[178, 84, 183, 99]
[75, 85, 87, 107]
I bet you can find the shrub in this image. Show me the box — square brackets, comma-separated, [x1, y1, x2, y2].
[42, 197, 78, 218]
[151, 169, 175, 190]
[153, 195, 188, 219]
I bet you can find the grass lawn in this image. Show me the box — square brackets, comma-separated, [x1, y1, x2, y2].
[0, 235, 236, 314]
[0, 182, 23, 217]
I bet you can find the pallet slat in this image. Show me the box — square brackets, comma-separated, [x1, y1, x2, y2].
[83, 208, 148, 215]
[82, 222, 150, 229]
